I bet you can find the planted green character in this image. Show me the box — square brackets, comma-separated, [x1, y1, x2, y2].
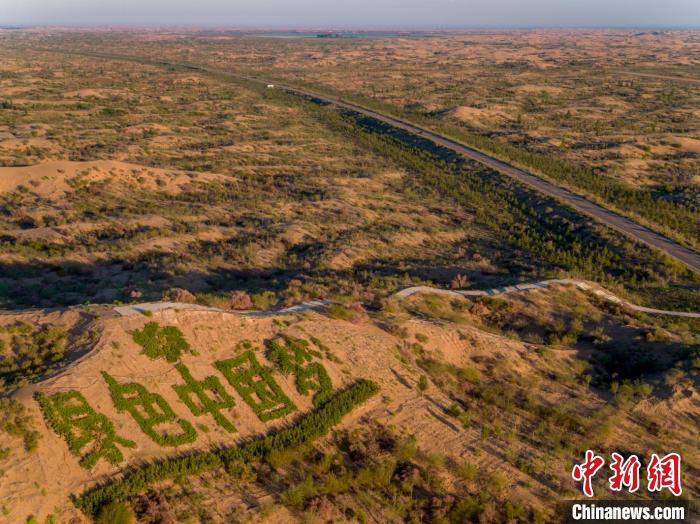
[266, 335, 333, 407]
[102, 372, 196, 447]
[173, 363, 237, 433]
[35, 391, 135, 469]
[215, 349, 296, 422]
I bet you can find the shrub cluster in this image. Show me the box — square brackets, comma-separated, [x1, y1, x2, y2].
[0, 323, 67, 387]
[0, 397, 41, 455]
[131, 322, 191, 363]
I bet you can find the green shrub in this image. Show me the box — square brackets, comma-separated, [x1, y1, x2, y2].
[131, 322, 191, 362]
[326, 304, 355, 321]
[0, 398, 40, 454]
[0, 323, 66, 386]
[394, 436, 417, 460]
[417, 374, 428, 392]
[251, 291, 278, 310]
[96, 501, 135, 524]
[456, 460, 478, 482]
[458, 366, 481, 385]
[448, 496, 482, 523]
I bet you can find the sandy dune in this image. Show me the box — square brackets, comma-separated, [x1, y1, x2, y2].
[0, 160, 231, 198]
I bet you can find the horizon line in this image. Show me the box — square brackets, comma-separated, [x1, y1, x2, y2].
[2, 23, 700, 31]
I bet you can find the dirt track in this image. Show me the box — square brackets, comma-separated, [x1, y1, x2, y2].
[115, 279, 700, 319]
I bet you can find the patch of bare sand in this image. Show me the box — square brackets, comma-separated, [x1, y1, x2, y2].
[512, 84, 564, 96]
[670, 136, 700, 154]
[0, 137, 56, 151]
[63, 88, 123, 99]
[452, 105, 515, 129]
[0, 160, 230, 198]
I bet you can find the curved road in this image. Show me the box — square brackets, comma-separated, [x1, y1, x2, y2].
[114, 279, 699, 318]
[35, 50, 700, 273]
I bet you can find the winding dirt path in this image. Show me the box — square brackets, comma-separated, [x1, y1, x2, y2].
[114, 279, 700, 319]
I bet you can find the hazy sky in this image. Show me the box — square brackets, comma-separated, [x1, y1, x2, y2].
[3, 0, 700, 28]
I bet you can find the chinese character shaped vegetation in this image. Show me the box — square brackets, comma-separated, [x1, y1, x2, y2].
[266, 335, 333, 407]
[102, 372, 197, 447]
[215, 346, 296, 422]
[132, 322, 191, 362]
[35, 390, 135, 469]
[172, 363, 237, 433]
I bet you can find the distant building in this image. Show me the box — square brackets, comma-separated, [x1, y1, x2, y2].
[267, 84, 275, 89]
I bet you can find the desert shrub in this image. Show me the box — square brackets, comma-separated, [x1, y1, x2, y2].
[131, 322, 191, 362]
[283, 475, 317, 509]
[215, 349, 297, 421]
[229, 290, 254, 310]
[448, 496, 482, 523]
[457, 366, 481, 385]
[251, 291, 278, 310]
[0, 323, 66, 386]
[35, 391, 134, 469]
[74, 380, 379, 516]
[417, 374, 428, 391]
[456, 460, 479, 482]
[103, 372, 197, 447]
[161, 288, 196, 303]
[394, 436, 418, 460]
[266, 335, 333, 407]
[96, 501, 135, 524]
[0, 398, 40, 454]
[323, 303, 353, 322]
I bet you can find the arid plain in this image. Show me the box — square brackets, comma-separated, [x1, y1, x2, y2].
[0, 29, 698, 523]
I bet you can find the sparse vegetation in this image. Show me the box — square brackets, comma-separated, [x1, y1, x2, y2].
[0, 398, 40, 455]
[0, 29, 698, 523]
[0, 323, 67, 388]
